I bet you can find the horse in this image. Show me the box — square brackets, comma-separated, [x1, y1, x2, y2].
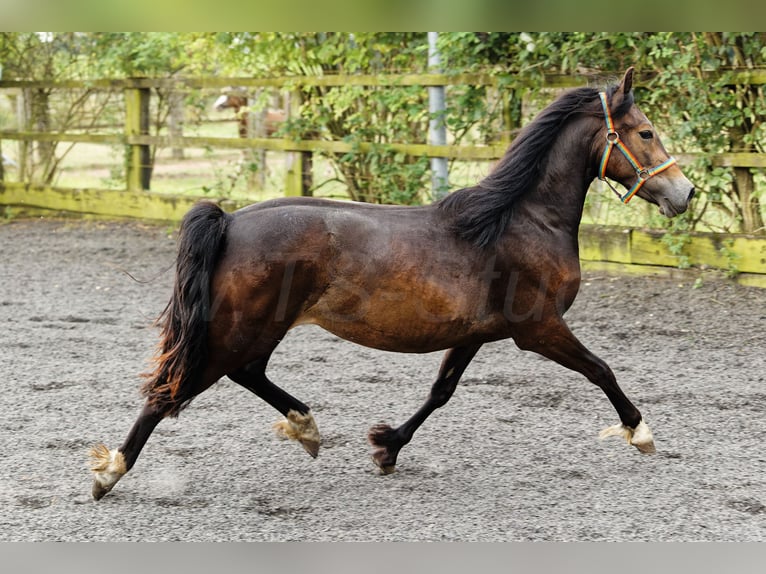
[91, 68, 695, 500]
[213, 88, 286, 138]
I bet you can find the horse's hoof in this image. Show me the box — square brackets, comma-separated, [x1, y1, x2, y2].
[371, 456, 396, 475]
[300, 438, 320, 459]
[371, 449, 397, 475]
[633, 440, 656, 454]
[92, 480, 111, 501]
[630, 420, 656, 454]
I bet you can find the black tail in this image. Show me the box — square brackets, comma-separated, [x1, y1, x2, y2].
[141, 201, 231, 416]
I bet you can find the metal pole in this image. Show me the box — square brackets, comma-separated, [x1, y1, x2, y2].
[428, 32, 449, 200]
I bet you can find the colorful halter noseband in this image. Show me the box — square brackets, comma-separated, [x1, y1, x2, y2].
[598, 91, 677, 204]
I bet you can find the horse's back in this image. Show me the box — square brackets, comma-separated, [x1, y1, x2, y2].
[229, 197, 441, 260]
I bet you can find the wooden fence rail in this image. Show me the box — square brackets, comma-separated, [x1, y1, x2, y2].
[3, 131, 766, 167]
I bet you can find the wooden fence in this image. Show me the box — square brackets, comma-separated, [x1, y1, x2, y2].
[1, 72, 765, 286]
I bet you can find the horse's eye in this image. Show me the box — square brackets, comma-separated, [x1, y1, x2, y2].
[639, 130, 654, 140]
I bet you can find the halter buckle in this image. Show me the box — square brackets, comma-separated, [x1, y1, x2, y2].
[637, 168, 651, 180]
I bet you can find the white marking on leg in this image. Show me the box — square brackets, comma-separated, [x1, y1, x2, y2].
[273, 409, 321, 458]
[599, 423, 632, 443]
[89, 444, 127, 498]
[599, 419, 656, 454]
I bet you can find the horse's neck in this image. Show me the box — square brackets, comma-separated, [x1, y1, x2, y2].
[230, 96, 247, 113]
[520, 122, 598, 234]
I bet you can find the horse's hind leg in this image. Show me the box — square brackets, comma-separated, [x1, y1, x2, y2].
[90, 365, 223, 500]
[90, 401, 164, 500]
[368, 344, 482, 474]
[228, 357, 320, 458]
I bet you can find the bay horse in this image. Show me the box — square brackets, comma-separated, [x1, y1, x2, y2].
[91, 68, 695, 500]
[213, 88, 286, 138]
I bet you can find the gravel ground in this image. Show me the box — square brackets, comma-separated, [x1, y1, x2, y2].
[1, 218, 764, 541]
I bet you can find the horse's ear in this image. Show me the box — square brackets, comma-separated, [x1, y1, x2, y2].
[620, 67, 635, 95]
[611, 66, 635, 109]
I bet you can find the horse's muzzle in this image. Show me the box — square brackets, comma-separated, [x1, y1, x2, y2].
[658, 183, 695, 218]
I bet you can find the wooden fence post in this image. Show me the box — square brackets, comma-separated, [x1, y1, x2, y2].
[168, 89, 185, 160]
[299, 141, 313, 197]
[125, 85, 151, 191]
[16, 88, 28, 182]
[284, 88, 312, 196]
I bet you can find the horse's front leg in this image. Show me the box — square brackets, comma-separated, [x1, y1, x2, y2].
[515, 316, 656, 453]
[368, 344, 482, 474]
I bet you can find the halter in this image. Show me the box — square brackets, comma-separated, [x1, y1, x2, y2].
[598, 91, 677, 204]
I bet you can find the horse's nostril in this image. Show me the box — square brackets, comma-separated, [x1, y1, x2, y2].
[687, 187, 696, 202]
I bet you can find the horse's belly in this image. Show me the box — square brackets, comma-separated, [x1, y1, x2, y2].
[297, 289, 502, 353]
[300, 319, 475, 353]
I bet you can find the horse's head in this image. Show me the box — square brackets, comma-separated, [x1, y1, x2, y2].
[213, 88, 248, 112]
[596, 67, 695, 217]
[213, 94, 231, 111]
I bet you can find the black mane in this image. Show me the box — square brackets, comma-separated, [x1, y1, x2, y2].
[436, 83, 634, 248]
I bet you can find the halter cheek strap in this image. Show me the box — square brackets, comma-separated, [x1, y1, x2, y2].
[598, 92, 677, 204]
